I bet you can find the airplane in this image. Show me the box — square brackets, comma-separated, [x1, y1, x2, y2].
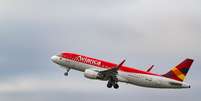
[51, 52, 193, 89]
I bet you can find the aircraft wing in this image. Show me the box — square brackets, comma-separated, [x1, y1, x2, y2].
[98, 60, 126, 79]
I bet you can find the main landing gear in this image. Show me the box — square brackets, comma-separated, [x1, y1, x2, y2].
[107, 77, 119, 89]
[64, 68, 70, 76]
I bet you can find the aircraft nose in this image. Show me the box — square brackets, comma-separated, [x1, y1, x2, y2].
[51, 55, 58, 62]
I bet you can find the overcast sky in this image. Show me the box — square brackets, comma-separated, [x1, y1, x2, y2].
[0, 0, 201, 101]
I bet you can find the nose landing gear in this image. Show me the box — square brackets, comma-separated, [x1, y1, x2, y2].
[64, 68, 70, 76]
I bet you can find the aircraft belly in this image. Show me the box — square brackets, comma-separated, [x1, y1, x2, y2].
[124, 73, 164, 88]
[124, 73, 184, 88]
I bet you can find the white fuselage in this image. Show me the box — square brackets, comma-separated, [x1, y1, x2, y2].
[51, 55, 190, 89]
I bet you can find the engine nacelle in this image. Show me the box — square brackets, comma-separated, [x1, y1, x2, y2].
[84, 69, 99, 79]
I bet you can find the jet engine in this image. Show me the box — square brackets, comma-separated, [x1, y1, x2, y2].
[84, 69, 99, 79]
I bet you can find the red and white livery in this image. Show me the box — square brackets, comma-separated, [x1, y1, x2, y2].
[51, 52, 193, 89]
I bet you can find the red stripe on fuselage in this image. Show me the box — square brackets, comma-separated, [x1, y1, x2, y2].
[61, 52, 160, 76]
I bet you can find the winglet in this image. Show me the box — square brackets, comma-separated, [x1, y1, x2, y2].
[116, 60, 126, 70]
[146, 65, 154, 72]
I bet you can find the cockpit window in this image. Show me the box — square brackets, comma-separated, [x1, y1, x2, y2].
[57, 53, 72, 59]
[57, 54, 62, 57]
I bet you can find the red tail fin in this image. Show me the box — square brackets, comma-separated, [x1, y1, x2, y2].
[162, 58, 193, 82]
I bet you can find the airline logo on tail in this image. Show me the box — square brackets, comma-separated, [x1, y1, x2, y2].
[162, 59, 193, 81]
[172, 67, 185, 81]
